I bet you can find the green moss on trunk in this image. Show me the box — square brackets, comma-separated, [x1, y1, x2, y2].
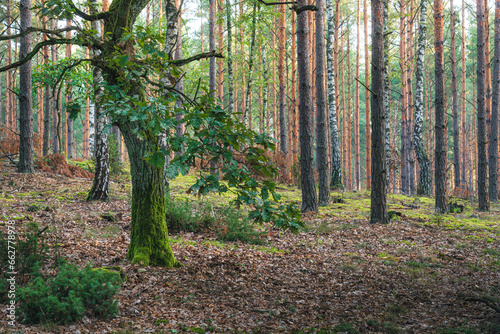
[122, 125, 180, 267]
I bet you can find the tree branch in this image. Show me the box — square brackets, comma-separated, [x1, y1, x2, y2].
[67, 0, 110, 21]
[256, 0, 297, 6]
[355, 77, 377, 97]
[292, 4, 318, 14]
[0, 26, 80, 41]
[0, 39, 81, 72]
[168, 51, 223, 66]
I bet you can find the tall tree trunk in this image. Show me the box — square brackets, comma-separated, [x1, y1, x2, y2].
[291, 11, 298, 161]
[451, 0, 460, 188]
[243, 3, 258, 127]
[87, 1, 110, 201]
[6, 0, 13, 139]
[226, 0, 234, 113]
[435, 0, 448, 212]
[491, 0, 500, 202]
[316, 0, 330, 205]
[371, 0, 389, 224]
[365, 0, 371, 189]
[461, 0, 467, 186]
[209, 0, 218, 176]
[384, 0, 391, 188]
[174, 0, 185, 155]
[262, 47, 269, 134]
[217, 0, 223, 101]
[279, 3, 288, 155]
[327, 0, 342, 189]
[400, 0, 408, 194]
[354, 0, 360, 190]
[297, 3, 318, 212]
[347, 36, 352, 191]
[66, 19, 74, 159]
[18, 0, 34, 173]
[51, 20, 60, 154]
[407, 0, 415, 195]
[414, 0, 431, 195]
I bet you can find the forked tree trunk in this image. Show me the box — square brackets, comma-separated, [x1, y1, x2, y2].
[18, 0, 34, 173]
[414, 0, 431, 195]
[477, 0, 490, 211]
[370, 0, 389, 224]
[316, 0, 329, 205]
[327, 0, 342, 189]
[435, 0, 448, 212]
[297, 2, 318, 213]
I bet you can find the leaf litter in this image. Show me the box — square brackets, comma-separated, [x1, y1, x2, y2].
[0, 163, 499, 333]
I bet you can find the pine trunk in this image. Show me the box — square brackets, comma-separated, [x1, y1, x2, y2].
[365, 0, 371, 189]
[435, 0, 448, 212]
[243, 3, 258, 127]
[226, 0, 234, 113]
[354, 0, 360, 190]
[370, 0, 389, 224]
[451, 0, 460, 188]
[279, 4, 288, 154]
[477, 0, 490, 210]
[316, 0, 330, 205]
[491, 0, 500, 202]
[297, 3, 318, 212]
[291, 11, 298, 160]
[18, 0, 34, 173]
[461, 0, 467, 186]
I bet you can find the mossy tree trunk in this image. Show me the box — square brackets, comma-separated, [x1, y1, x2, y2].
[99, 0, 180, 266]
[120, 121, 180, 267]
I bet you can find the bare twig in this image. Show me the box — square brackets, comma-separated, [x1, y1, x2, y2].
[464, 296, 500, 313]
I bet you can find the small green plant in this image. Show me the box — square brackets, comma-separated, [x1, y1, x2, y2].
[216, 207, 265, 245]
[165, 196, 215, 233]
[18, 263, 122, 324]
[0, 222, 49, 302]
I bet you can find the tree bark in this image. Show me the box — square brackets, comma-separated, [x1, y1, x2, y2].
[327, 0, 342, 189]
[316, 0, 329, 205]
[87, 0, 110, 201]
[279, 3, 288, 155]
[18, 0, 34, 173]
[297, 2, 318, 213]
[291, 10, 298, 161]
[451, 0, 460, 188]
[491, 0, 500, 202]
[354, 0, 360, 190]
[370, 0, 389, 224]
[243, 3, 258, 127]
[365, 0, 371, 189]
[461, 0, 467, 186]
[226, 0, 234, 113]
[414, 0, 431, 195]
[434, 0, 448, 212]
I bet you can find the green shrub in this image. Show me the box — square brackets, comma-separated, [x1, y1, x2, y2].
[165, 196, 265, 244]
[216, 207, 265, 245]
[18, 263, 121, 324]
[165, 196, 215, 233]
[0, 222, 49, 302]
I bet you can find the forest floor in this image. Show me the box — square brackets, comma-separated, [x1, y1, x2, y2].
[0, 159, 499, 334]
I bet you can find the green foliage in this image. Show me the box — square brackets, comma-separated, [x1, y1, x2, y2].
[108, 133, 123, 175]
[165, 196, 215, 233]
[165, 196, 265, 245]
[0, 222, 49, 302]
[18, 263, 121, 324]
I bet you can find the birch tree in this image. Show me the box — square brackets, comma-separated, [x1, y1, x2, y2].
[327, 0, 342, 190]
[413, 0, 431, 195]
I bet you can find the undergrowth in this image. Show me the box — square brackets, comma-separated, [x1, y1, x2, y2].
[165, 196, 265, 245]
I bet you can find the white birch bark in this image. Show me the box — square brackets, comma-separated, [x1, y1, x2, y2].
[326, 0, 342, 189]
[413, 0, 431, 195]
